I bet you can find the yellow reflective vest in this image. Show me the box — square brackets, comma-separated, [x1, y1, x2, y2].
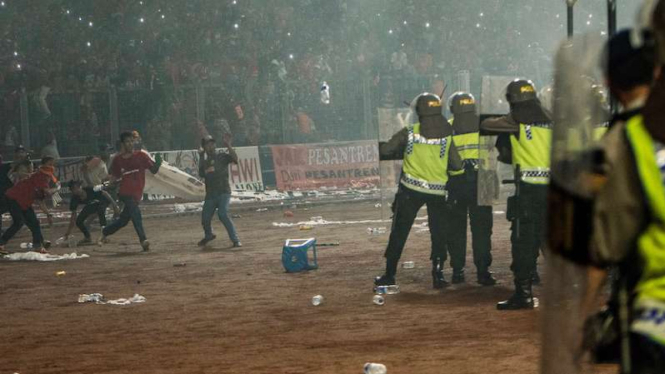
[401, 123, 453, 196]
[509, 122, 552, 185]
[625, 115, 665, 345]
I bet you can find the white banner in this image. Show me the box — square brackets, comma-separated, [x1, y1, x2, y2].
[156, 146, 263, 192]
[229, 147, 264, 191]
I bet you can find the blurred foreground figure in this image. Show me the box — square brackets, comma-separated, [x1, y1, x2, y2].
[585, 27, 661, 373]
[446, 92, 496, 286]
[544, 7, 663, 371]
[481, 79, 552, 310]
[375, 93, 462, 289]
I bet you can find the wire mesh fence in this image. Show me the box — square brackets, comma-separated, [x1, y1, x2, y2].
[12, 73, 466, 158]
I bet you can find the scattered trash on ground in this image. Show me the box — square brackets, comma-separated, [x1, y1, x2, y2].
[3, 252, 89, 262]
[273, 217, 426, 229]
[56, 271, 66, 276]
[55, 236, 78, 248]
[402, 261, 415, 269]
[172, 203, 203, 213]
[372, 295, 385, 306]
[283, 210, 294, 217]
[299, 224, 313, 230]
[232, 214, 242, 218]
[374, 203, 382, 208]
[311, 295, 324, 306]
[368, 227, 387, 235]
[256, 208, 268, 212]
[414, 222, 429, 233]
[78, 293, 146, 305]
[364, 363, 387, 374]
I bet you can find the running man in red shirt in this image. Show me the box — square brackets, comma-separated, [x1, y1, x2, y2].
[98, 131, 162, 251]
[0, 156, 58, 253]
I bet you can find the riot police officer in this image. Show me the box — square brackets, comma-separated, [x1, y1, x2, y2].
[375, 93, 463, 289]
[481, 79, 552, 310]
[446, 92, 496, 286]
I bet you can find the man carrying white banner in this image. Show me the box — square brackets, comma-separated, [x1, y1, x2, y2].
[197, 134, 241, 248]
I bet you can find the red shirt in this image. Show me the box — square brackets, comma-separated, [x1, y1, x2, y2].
[110, 151, 154, 202]
[6, 171, 51, 210]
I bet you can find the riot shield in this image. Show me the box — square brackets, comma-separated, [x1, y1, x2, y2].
[377, 107, 412, 220]
[477, 133, 500, 206]
[477, 75, 516, 206]
[542, 33, 608, 374]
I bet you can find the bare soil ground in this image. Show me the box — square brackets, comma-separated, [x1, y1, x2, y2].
[0, 200, 617, 374]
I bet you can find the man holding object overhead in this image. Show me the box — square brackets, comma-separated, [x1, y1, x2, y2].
[197, 133, 241, 248]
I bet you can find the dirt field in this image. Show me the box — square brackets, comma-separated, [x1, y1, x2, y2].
[0, 200, 617, 374]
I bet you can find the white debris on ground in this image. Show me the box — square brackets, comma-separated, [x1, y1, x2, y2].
[414, 222, 429, 233]
[3, 252, 90, 261]
[274, 218, 389, 228]
[368, 227, 387, 235]
[78, 293, 146, 305]
[172, 202, 203, 213]
[273, 216, 427, 228]
[230, 188, 380, 204]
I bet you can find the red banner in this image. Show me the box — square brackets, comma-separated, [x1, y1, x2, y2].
[271, 141, 380, 190]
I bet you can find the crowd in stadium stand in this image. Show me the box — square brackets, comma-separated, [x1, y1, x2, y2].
[0, 0, 599, 157]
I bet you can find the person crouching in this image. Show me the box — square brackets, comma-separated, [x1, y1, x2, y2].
[0, 156, 58, 253]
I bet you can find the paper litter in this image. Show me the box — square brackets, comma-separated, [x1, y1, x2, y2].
[78, 293, 146, 305]
[3, 252, 89, 262]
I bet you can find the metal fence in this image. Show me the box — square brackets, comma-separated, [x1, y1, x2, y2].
[12, 72, 471, 158]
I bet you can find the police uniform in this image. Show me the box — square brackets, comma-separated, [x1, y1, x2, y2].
[446, 92, 496, 285]
[375, 93, 463, 289]
[481, 79, 552, 310]
[584, 28, 663, 371]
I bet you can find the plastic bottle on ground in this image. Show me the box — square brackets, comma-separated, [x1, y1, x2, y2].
[20, 242, 33, 249]
[364, 363, 387, 374]
[311, 295, 324, 306]
[402, 261, 415, 269]
[368, 227, 387, 235]
[372, 295, 385, 306]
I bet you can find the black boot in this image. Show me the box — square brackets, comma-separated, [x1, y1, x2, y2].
[452, 268, 465, 284]
[375, 257, 399, 287]
[532, 270, 542, 286]
[497, 279, 537, 310]
[374, 274, 396, 286]
[432, 258, 448, 289]
[477, 269, 497, 286]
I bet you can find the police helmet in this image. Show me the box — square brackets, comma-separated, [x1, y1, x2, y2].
[413, 93, 443, 117]
[448, 92, 476, 115]
[505, 79, 537, 104]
